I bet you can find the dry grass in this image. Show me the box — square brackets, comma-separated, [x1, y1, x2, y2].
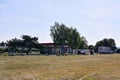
[0, 54, 120, 80]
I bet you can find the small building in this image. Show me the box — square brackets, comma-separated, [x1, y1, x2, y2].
[40, 43, 71, 55]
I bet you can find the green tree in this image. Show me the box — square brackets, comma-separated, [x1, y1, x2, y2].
[21, 35, 39, 55]
[50, 22, 68, 55]
[50, 22, 88, 54]
[88, 45, 94, 49]
[50, 22, 67, 45]
[95, 38, 116, 52]
[0, 41, 6, 46]
[70, 28, 81, 49]
[7, 38, 22, 52]
[108, 38, 116, 50]
[79, 36, 88, 49]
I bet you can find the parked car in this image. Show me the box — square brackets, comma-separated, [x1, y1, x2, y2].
[78, 49, 90, 55]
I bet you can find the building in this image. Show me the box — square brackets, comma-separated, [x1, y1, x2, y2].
[40, 43, 72, 55]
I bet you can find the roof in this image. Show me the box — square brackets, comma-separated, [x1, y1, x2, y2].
[40, 43, 54, 45]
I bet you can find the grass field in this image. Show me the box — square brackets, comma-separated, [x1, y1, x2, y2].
[0, 54, 120, 80]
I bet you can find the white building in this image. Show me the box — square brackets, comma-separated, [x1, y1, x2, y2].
[98, 46, 112, 54]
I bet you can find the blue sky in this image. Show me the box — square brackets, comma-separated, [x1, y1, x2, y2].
[0, 0, 120, 46]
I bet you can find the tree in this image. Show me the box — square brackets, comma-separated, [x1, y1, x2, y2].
[108, 38, 116, 50]
[79, 36, 88, 49]
[21, 35, 39, 55]
[50, 22, 69, 55]
[69, 28, 81, 49]
[95, 38, 116, 52]
[50, 22, 88, 54]
[0, 41, 6, 46]
[7, 38, 23, 52]
[50, 22, 67, 45]
[7, 35, 40, 54]
[88, 45, 94, 49]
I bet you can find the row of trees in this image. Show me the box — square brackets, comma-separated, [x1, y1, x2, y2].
[0, 22, 117, 54]
[6, 35, 41, 55]
[50, 22, 117, 52]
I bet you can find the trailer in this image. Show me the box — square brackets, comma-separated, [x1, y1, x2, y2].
[98, 46, 112, 54]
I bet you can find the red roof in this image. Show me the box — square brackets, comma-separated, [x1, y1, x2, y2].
[40, 43, 54, 45]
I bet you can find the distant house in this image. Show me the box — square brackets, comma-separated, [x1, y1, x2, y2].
[98, 46, 112, 54]
[40, 43, 72, 55]
[40, 43, 55, 55]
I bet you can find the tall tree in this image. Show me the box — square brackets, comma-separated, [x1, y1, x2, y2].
[50, 22, 88, 54]
[50, 22, 67, 45]
[50, 22, 68, 55]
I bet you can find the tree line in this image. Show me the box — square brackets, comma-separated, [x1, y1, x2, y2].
[0, 35, 41, 55]
[0, 22, 117, 55]
[50, 22, 116, 52]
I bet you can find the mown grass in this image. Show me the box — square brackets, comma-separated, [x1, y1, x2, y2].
[0, 54, 120, 80]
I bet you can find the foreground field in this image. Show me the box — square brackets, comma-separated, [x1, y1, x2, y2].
[0, 54, 120, 80]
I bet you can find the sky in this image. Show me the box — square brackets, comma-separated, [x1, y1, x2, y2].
[0, 0, 120, 47]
